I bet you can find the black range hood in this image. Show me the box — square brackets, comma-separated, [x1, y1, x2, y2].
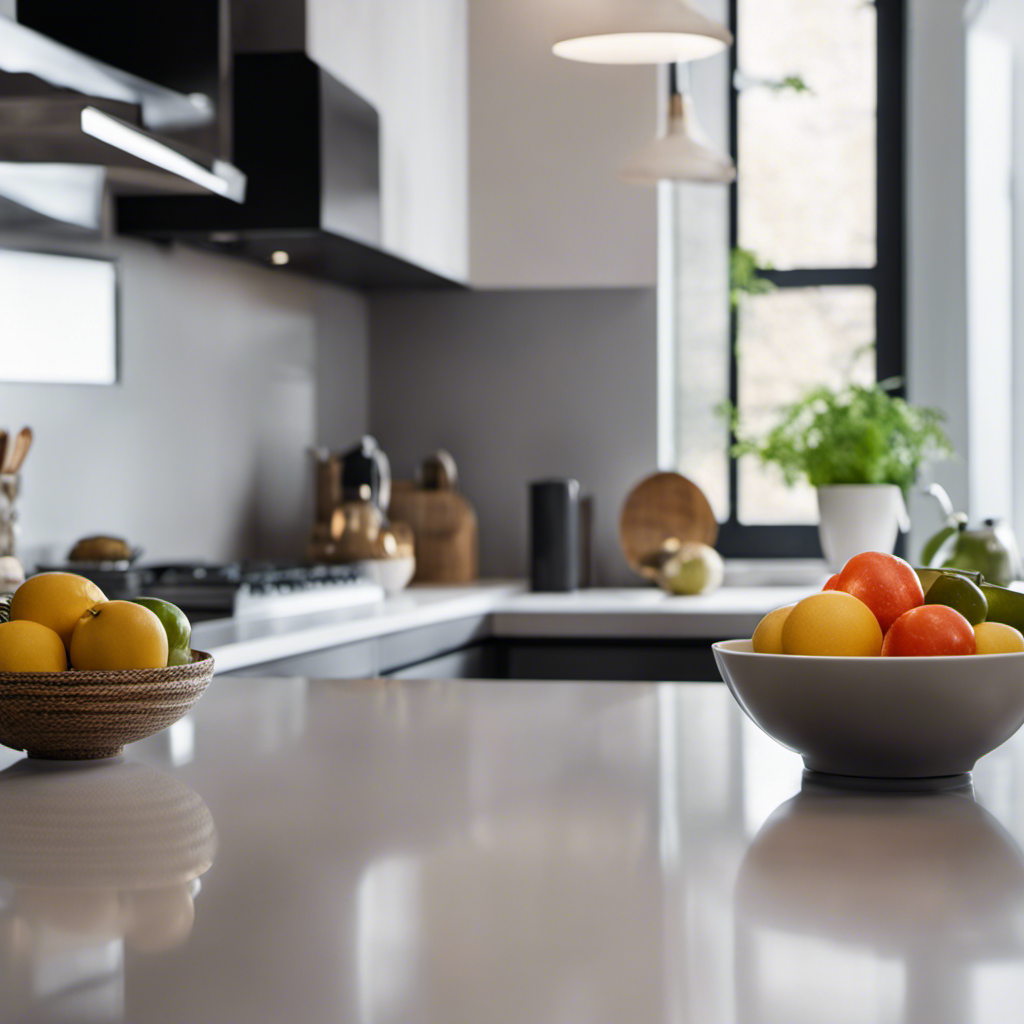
[118, 53, 461, 290]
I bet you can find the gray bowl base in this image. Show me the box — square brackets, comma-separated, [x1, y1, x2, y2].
[802, 767, 974, 793]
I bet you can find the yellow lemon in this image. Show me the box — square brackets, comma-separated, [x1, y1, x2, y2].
[974, 621, 1024, 655]
[752, 604, 796, 654]
[0, 620, 67, 672]
[782, 591, 883, 657]
[10, 572, 107, 653]
[70, 601, 168, 671]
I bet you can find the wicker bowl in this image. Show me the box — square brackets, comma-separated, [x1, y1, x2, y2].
[0, 650, 215, 760]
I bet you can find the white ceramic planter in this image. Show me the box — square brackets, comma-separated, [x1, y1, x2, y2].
[816, 484, 910, 572]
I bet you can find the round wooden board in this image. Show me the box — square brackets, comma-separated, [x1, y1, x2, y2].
[619, 472, 719, 573]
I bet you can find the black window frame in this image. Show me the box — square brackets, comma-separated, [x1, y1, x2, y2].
[714, 0, 906, 558]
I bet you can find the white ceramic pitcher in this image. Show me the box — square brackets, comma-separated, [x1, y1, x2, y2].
[816, 484, 911, 572]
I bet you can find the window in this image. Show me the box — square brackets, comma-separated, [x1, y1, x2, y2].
[0, 250, 118, 385]
[668, 0, 904, 556]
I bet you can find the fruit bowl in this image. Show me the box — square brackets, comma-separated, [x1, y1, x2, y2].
[713, 640, 1024, 778]
[0, 650, 215, 760]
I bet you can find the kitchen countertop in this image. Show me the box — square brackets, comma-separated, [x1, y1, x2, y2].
[2, 676, 1023, 1023]
[193, 582, 817, 672]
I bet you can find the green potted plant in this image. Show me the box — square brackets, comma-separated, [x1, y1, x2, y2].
[727, 379, 954, 570]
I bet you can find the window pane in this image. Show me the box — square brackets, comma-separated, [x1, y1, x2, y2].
[737, 0, 877, 269]
[670, 183, 732, 521]
[737, 286, 876, 524]
[0, 250, 117, 384]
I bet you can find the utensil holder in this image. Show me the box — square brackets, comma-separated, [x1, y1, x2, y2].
[0, 474, 19, 558]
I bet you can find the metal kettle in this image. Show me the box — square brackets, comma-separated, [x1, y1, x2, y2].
[920, 484, 1023, 586]
[340, 435, 391, 512]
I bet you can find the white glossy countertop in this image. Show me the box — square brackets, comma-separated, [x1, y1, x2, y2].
[193, 582, 816, 671]
[1, 677, 1023, 1023]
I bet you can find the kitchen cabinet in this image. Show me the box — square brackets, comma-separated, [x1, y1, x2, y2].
[251, 0, 657, 289]
[226, 634, 720, 683]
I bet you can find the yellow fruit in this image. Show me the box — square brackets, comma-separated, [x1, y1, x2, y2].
[0, 620, 67, 672]
[782, 591, 883, 657]
[10, 572, 107, 652]
[70, 601, 168, 671]
[752, 604, 796, 654]
[974, 621, 1024, 655]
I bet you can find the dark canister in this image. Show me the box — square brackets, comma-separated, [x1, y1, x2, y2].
[530, 479, 580, 592]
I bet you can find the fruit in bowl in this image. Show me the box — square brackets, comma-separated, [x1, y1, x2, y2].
[0, 572, 214, 759]
[751, 551, 1024, 658]
[716, 550, 1024, 778]
[0, 572, 195, 672]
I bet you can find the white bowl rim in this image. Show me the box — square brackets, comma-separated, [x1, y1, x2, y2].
[713, 638, 1024, 662]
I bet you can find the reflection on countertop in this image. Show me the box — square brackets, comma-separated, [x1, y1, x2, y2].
[0, 759, 216, 1022]
[2, 676, 1024, 1022]
[736, 778, 1024, 1024]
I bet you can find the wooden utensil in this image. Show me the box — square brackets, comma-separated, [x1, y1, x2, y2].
[7, 428, 32, 473]
[0, 432, 8, 475]
[619, 471, 718, 575]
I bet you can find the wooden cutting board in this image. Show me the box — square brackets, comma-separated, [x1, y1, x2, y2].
[389, 481, 478, 584]
[619, 472, 719, 573]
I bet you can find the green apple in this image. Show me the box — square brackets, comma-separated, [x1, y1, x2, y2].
[132, 597, 192, 666]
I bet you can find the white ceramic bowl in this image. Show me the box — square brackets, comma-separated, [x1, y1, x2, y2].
[352, 556, 416, 594]
[713, 639, 1024, 778]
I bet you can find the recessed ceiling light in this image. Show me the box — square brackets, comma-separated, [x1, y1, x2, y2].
[271, 250, 290, 266]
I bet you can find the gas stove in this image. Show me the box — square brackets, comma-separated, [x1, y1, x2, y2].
[38, 561, 386, 621]
[144, 562, 386, 620]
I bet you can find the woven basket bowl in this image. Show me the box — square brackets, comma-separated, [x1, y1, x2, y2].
[0, 650, 215, 760]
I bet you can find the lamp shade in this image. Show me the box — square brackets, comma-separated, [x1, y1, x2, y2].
[553, 0, 732, 65]
[622, 92, 735, 184]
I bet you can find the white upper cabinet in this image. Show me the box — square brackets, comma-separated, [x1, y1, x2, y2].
[246, 0, 657, 289]
[306, 0, 470, 284]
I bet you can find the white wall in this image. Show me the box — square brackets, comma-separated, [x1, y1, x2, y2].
[369, 288, 658, 585]
[906, 0, 971, 549]
[467, 0, 658, 288]
[0, 235, 368, 565]
[968, 0, 1024, 549]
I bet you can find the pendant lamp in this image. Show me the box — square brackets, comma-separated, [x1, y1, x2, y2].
[622, 85, 735, 184]
[553, 0, 732, 65]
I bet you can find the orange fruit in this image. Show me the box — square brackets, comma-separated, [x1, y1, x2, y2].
[70, 601, 168, 671]
[781, 591, 883, 657]
[752, 605, 796, 654]
[10, 572, 107, 652]
[0, 620, 67, 672]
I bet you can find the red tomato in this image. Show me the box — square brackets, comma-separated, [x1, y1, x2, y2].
[881, 605, 976, 657]
[823, 574, 841, 591]
[834, 551, 924, 633]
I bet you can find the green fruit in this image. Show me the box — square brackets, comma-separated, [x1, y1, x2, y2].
[924, 573, 988, 626]
[131, 597, 191, 666]
[980, 584, 1024, 635]
[914, 567, 983, 597]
